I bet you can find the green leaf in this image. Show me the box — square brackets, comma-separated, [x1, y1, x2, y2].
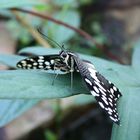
[132, 41, 140, 71]
[0, 54, 24, 68]
[0, 47, 124, 127]
[0, 99, 39, 126]
[0, 0, 44, 9]
[0, 45, 140, 139]
[0, 70, 87, 99]
[19, 47, 60, 55]
[111, 43, 140, 140]
[111, 88, 140, 140]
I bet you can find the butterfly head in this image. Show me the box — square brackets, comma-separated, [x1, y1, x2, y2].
[59, 50, 69, 61]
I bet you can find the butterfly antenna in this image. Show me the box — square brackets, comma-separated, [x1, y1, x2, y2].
[61, 43, 65, 51]
[37, 28, 64, 50]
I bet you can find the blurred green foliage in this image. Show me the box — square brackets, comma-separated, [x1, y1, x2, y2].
[2, 0, 108, 54]
[45, 130, 57, 140]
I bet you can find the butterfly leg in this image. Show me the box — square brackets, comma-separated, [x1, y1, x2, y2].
[51, 64, 59, 86]
[52, 72, 59, 86]
[70, 71, 73, 90]
[70, 57, 75, 90]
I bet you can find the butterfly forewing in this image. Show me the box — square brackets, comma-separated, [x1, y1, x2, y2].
[73, 56, 122, 124]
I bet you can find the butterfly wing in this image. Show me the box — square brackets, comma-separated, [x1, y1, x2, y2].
[16, 54, 70, 73]
[73, 56, 122, 124]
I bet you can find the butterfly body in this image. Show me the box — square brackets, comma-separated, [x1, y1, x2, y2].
[17, 50, 122, 125]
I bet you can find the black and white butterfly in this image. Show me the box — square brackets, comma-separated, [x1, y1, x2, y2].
[17, 39, 122, 125]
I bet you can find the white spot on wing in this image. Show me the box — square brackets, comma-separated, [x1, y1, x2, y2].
[94, 81, 106, 92]
[113, 86, 117, 91]
[93, 86, 100, 93]
[99, 88, 106, 96]
[21, 60, 26, 64]
[45, 66, 51, 69]
[99, 102, 105, 109]
[45, 61, 50, 65]
[85, 78, 92, 86]
[109, 102, 113, 107]
[50, 60, 54, 64]
[39, 56, 44, 59]
[86, 63, 95, 69]
[33, 63, 38, 66]
[108, 97, 112, 102]
[102, 97, 108, 105]
[110, 88, 114, 94]
[39, 62, 43, 65]
[38, 65, 44, 68]
[17, 64, 21, 68]
[109, 94, 113, 98]
[91, 91, 99, 96]
[27, 64, 32, 67]
[118, 94, 120, 98]
[88, 68, 100, 82]
[38, 59, 44, 62]
[108, 111, 112, 115]
[105, 108, 108, 111]
[88, 67, 96, 74]
[108, 107, 113, 112]
[102, 94, 107, 100]
[109, 116, 117, 122]
[22, 63, 27, 66]
[29, 58, 34, 62]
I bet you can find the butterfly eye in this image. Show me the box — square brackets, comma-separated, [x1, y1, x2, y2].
[62, 53, 67, 58]
[60, 52, 67, 59]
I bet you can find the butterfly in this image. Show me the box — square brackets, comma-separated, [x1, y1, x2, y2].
[17, 36, 122, 125]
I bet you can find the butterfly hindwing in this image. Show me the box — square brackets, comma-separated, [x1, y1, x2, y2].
[17, 54, 73, 74]
[17, 55, 61, 70]
[73, 56, 122, 124]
